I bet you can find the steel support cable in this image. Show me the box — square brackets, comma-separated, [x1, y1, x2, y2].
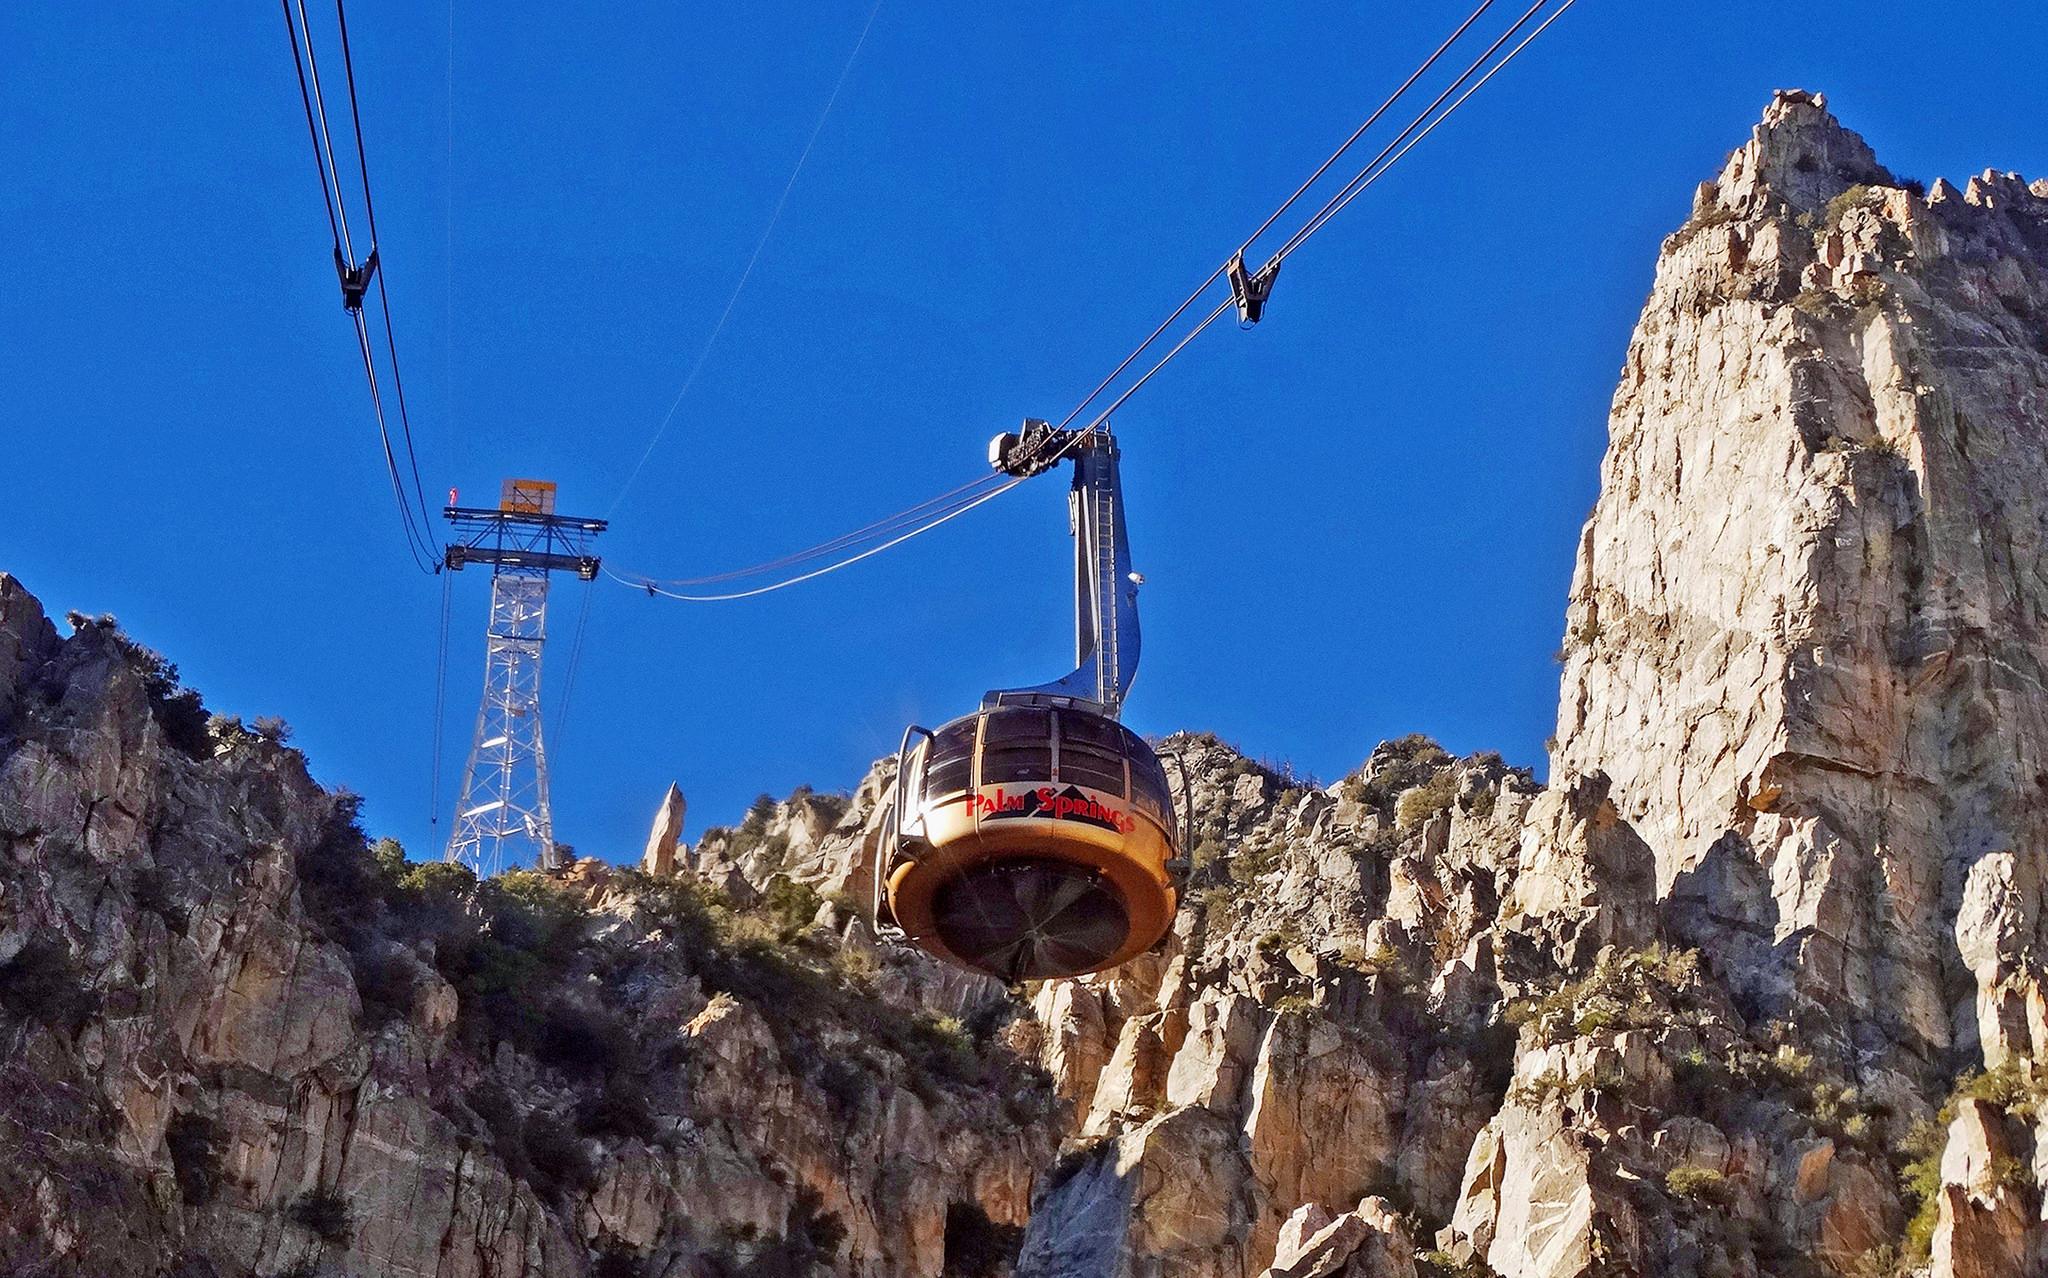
[608, 0, 887, 519]
[357, 313, 439, 568]
[1236, 0, 1499, 263]
[1051, 0, 1501, 434]
[614, 473, 1014, 595]
[444, 0, 457, 469]
[1054, 0, 1567, 465]
[351, 310, 441, 572]
[612, 475, 1026, 602]
[614, 0, 1511, 600]
[1057, 0, 1553, 448]
[616, 0, 1574, 604]
[367, 277, 436, 541]
[1274, 0, 1569, 262]
[628, 468, 1010, 587]
[1291, 2, 1577, 252]
[290, 0, 360, 263]
[551, 582, 596, 751]
[334, 0, 436, 530]
[1046, 294, 1237, 473]
[284, 0, 438, 570]
[431, 565, 452, 824]
[281, 0, 343, 256]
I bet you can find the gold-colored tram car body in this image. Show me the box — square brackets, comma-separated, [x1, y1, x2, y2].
[884, 704, 1181, 982]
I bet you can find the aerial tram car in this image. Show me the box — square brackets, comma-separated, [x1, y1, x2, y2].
[874, 422, 1188, 983]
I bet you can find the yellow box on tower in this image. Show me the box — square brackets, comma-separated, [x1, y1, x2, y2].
[499, 479, 557, 515]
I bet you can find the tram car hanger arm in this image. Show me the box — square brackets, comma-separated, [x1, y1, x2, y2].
[984, 421, 1142, 719]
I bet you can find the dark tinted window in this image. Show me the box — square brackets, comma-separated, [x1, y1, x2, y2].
[923, 716, 978, 799]
[1128, 733, 1172, 822]
[1056, 709, 1127, 796]
[1060, 712, 1121, 750]
[982, 708, 1053, 784]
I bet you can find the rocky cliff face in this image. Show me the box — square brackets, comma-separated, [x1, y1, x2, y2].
[0, 577, 1055, 1277]
[1554, 91, 2048, 1084]
[6, 92, 2048, 1278]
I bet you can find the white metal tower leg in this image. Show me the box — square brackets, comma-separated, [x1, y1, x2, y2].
[444, 570, 561, 873]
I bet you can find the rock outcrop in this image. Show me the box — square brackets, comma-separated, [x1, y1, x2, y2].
[641, 782, 686, 876]
[7, 91, 2048, 1278]
[0, 578, 1055, 1277]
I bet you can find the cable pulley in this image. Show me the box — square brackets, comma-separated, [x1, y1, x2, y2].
[336, 245, 379, 313]
[1227, 253, 1281, 326]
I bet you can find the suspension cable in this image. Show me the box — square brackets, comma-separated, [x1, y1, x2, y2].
[551, 581, 596, 751]
[1057, 0, 1571, 463]
[282, 2, 343, 258]
[431, 565, 452, 825]
[614, 0, 1577, 603]
[1274, 0, 1563, 262]
[334, 0, 435, 529]
[283, 0, 441, 572]
[290, 0, 359, 263]
[352, 312, 440, 572]
[627, 469, 1010, 588]
[1052, 0, 1504, 434]
[612, 476, 1025, 602]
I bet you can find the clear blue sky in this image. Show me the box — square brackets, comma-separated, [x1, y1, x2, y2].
[5, 3, 2045, 862]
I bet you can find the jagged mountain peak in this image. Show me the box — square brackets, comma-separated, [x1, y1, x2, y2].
[1708, 89, 1896, 218]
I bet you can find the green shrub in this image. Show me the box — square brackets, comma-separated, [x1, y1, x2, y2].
[1825, 184, 1876, 229]
[1505, 945, 1704, 1045]
[465, 1081, 535, 1185]
[1418, 1251, 1492, 1278]
[1196, 886, 1234, 940]
[397, 859, 476, 900]
[731, 1187, 846, 1277]
[1666, 1165, 1732, 1204]
[104, 628, 213, 759]
[1952, 1056, 2048, 1120]
[131, 865, 188, 931]
[812, 1056, 870, 1116]
[287, 1188, 354, 1245]
[252, 715, 293, 744]
[761, 877, 825, 941]
[906, 1013, 978, 1085]
[1893, 1059, 2048, 1261]
[1228, 836, 1282, 886]
[1343, 736, 1454, 818]
[1396, 772, 1460, 830]
[295, 790, 388, 946]
[1893, 1114, 1949, 1260]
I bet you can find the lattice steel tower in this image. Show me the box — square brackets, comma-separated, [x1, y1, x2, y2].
[442, 480, 606, 875]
